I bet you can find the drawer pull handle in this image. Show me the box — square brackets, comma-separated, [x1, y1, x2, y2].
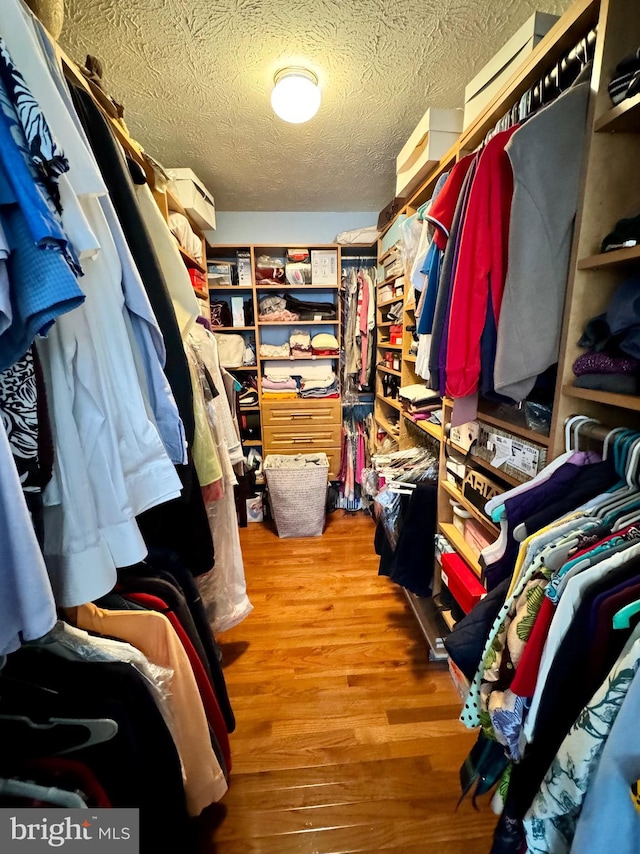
[292, 437, 314, 443]
[290, 413, 312, 419]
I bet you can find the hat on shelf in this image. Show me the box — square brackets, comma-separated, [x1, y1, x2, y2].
[608, 47, 640, 105]
[601, 213, 640, 253]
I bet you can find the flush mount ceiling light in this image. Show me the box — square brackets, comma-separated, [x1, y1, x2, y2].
[271, 67, 321, 124]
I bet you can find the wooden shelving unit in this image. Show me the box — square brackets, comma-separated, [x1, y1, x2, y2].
[207, 243, 344, 461]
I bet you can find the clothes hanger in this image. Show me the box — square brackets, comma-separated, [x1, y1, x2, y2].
[593, 430, 640, 519]
[613, 598, 640, 629]
[0, 715, 118, 758]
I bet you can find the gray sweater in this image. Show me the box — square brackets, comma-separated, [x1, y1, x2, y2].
[493, 78, 590, 401]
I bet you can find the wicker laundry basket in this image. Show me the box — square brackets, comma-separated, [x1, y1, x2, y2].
[264, 453, 329, 538]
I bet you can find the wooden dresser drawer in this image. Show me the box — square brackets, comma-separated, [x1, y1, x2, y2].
[263, 424, 342, 447]
[263, 443, 342, 480]
[261, 398, 341, 427]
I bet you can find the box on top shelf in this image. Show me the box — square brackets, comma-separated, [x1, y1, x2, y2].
[463, 11, 559, 129]
[166, 167, 217, 232]
[395, 107, 463, 198]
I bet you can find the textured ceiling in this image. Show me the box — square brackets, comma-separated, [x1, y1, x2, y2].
[61, 0, 572, 212]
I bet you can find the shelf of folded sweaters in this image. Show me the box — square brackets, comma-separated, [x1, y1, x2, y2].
[260, 358, 340, 401]
[259, 331, 340, 363]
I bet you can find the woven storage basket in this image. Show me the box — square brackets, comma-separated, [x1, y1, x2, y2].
[264, 453, 329, 538]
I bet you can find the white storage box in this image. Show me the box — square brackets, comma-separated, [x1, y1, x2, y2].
[395, 108, 463, 198]
[166, 167, 217, 231]
[463, 12, 559, 129]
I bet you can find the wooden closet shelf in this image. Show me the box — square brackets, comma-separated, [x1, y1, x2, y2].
[595, 92, 640, 134]
[477, 410, 551, 447]
[207, 284, 254, 291]
[440, 480, 500, 537]
[377, 365, 402, 378]
[377, 296, 404, 308]
[376, 394, 402, 412]
[404, 354, 418, 362]
[239, 406, 261, 413]
[193, 288, 208, 301]
[377, 274, 403, 287]
[258, 320, 339, 326]
[562, 383, 640, 412]
[403, 414, 442, 442]
[378, 321, 396, 327]
[378, 247, 399, 267]
[446, 439, 524, 488]
[180, 247, 206, 273]
[227, 365, 258, 372]
[577, 244, 640, 270]
[439, 523, 483, 579]
[214, 325, 255, 331]
[242, 439, 263, 447]
[377, 342, 403, 350]
[374, 413, 400, 439]
[260, 355, 338, 361]
[256, 284, 340, 290]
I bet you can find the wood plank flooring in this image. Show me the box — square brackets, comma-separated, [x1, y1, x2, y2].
[196, 512, 496, 853]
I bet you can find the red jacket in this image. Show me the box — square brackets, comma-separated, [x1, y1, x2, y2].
[445, 127, 518, 399]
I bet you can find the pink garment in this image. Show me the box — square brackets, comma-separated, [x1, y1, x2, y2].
[262, 377, 297, 391]
[358, 271, 370, 386]
[259, 310, 299, 322]
[356, 424, 365, 485]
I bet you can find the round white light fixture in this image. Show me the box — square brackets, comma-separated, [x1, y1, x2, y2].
[271, 67, 321, 124]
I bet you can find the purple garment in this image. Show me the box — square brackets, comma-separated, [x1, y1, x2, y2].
[196, 315, 212, 332]
[573, 351, 639, 375]
[483, 459, 596, 590]
[437, 157, 480, 396]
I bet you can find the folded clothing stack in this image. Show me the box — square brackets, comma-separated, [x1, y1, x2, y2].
[259, 295, 299, 322]
[283, 294, 337, 320]
[311, 332, 339, 357]
[168, 211, 203, 262]
[260, 342, 291, 358]
[574, 275, 640, 395]
[261, 373, 299, 400]
[300, 372, 339, 399]
[290, 330, 312, 359]
[398, 384, 442, 419]
[255, 255, 286, 285]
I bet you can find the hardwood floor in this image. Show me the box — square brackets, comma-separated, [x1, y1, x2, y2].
[197, 511, 496, 853]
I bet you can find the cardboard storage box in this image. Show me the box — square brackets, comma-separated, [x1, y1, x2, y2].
[395, 107, 463, 198]
[463, 12, 558, 130]
[166, 167, 217, 231]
